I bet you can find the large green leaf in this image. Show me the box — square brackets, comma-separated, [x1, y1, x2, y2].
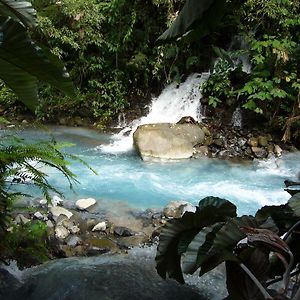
[0, 0, 36, 27]
[156, 197, 236, 282]
[197, 196, 237, 218]
[256, 204, 297, 234]
[182, 223, 223, 274]
[210, 216, 258, 254]
[0, 57, 37, 110]
[226, 248, 270, 300]
[157, 0, 226, 43]
[156, 212, 197, 283]
[0, 17, 74, 110]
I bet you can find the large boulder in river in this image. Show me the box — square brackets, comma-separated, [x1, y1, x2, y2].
[133, 123, 205, 160]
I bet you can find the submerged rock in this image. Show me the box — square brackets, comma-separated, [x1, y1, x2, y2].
[55, 225, 70, 240]
[133, 123, 205, 160]
[76, 198, 96, 210]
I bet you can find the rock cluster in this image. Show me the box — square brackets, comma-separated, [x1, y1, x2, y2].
[10, 196, 195, 266]
[204, 127, 286, 160]
[133, 117, 291, 161]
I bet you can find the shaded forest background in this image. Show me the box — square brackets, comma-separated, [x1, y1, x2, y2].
[0, 0, 299, 141]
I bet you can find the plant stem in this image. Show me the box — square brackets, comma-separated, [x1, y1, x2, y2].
[240, 263, 273, 300]
[283, 220, 300, 242]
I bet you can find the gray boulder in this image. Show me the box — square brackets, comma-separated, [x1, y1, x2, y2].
[133, 123, 205, 160]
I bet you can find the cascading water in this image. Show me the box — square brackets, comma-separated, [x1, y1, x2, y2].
[231, 106, 242, 129]
[100, 73, 209, 153]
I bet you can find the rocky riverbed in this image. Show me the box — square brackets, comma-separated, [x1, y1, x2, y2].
[5, 195, 196, 268]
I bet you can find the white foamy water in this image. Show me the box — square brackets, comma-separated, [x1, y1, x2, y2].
[100, 73, 209, 153]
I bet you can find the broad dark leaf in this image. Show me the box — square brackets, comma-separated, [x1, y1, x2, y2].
[199, 250, 238, 276]
[226, 248, 270, 300]
[0, 0, 36, 27]
[182, 223, 223, 274]
[198, 196, 236, 214]
[259, 217, 279, 234]
[157, 0, 226, 43]
[0, 57, 38, 110]
[156, 197, 236, 282]
[210, 216, 257, 254]
[156, 213, 196, 283]
[0, 17, 74, 110]
[288, 193, 300, 216]
[255, 204, 296, 235]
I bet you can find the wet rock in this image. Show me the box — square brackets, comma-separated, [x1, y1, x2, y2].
[51, 195, 64, 207]
[70, 225, 80, 234]
[66, 235, 83, 247]
[177, 116, 197, 124]
[55, 214, 69, 226]
[114, 226, 134, 237]
[247, 137, 258, 147]
[213, 138, 224, 147]
[33, 211, 45, 220]
[258, 136, 268, 147]
[76, 198, 96, 211]
[59, 117, 68, 126]
[218, 150, 232, 159]
[274, 144, 283, 157]
[267, 144, 274, 153]
[87, 238, 118, 254]
[49, 206, 73, 220]
[86, 219, 98, 231]
[133, 123, 205, 160]
[55, 225, 70, 240]
[251, 147, 268, 159]
[237, 137, 247, 148]
[92, 221, 107, 232]
[193, 145, 210, 157]
[117, 234, 149, 249]
[163, 200, 189, 218]
[177, 203, 196, 216]
[0, 268, 21, 299]
[15, 214, 30, 225]
[46, 220, 54, 229]
[59, 245, 86, 257]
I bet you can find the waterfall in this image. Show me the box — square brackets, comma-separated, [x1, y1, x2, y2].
[100, 73, 209, 153]
[231, 106, 242, 129]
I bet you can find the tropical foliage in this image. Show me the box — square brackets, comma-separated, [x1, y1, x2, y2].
[156, 195, 300, 300]
[0, 0, 74, 111]
[0, 133, 95, 264]
[158, 0, 300, 142]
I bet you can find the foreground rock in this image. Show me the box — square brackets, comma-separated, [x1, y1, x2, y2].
[9, 252, 223, 300]
[49, 206, 73, 220]
[133, 123, 205, 160]
[163, 201, 196, 218]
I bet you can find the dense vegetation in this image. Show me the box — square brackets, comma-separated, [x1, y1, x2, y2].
[1, 0, 298, 141]
[0, 135, 79, 265]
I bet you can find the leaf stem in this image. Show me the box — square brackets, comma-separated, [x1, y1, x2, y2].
[239, 263, 273, 300]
